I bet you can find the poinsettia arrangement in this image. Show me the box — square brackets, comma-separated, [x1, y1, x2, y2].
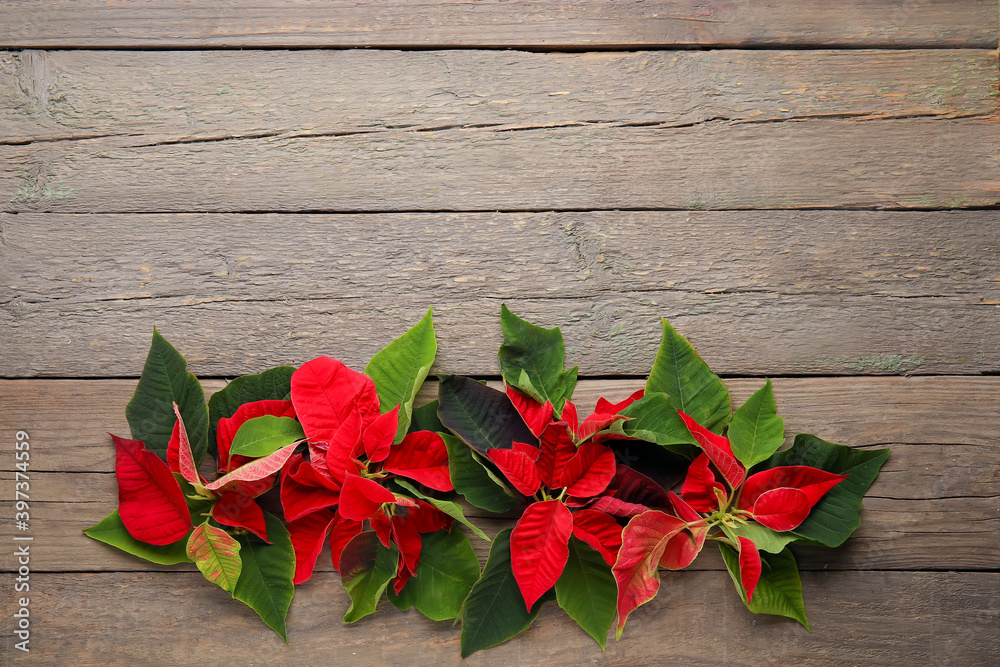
[434, 306, 890, 655]
[86, 305, 888, 653]
[86, 309, 484, 638]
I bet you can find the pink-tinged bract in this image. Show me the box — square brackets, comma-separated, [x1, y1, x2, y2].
[613, 510, 686, 637]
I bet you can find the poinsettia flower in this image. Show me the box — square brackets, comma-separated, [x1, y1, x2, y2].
[282, 356, 455, 587]
[614, 410, 847, 635]
[483, 419, 620, 610]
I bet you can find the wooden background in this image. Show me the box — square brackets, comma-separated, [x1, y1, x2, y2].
[1, 2, 998, 664]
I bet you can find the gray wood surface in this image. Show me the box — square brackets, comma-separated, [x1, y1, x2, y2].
[3, 211, 997, 376]
[2, 572, 996, 665]
[4, 116, 999, 213]
[1, 2, 997, 662]
[1, 1, 996, 48]
[4, 49, 996, 145]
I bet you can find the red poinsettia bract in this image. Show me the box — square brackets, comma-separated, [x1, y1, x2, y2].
[613, 411, 846, 636]
[281, 356, 454, 590]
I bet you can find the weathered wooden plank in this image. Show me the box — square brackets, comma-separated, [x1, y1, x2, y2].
[0, 1, 996, 48]
[2, 572, 996, 664]
[2, 211, 999, 376]
[4, 116, 999, 213]
[1, 377, 997, 572]
[3, 49, 996, 144]
[6, 435, 997, 573]
[2, 377, 997, 472]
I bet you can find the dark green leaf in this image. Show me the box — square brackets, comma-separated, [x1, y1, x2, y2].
[233, 512, 295, 642]
[365, 308, 437, 442]
[126, 328, 209, 464]
[720, 543, 810, 630]
[389, 529, 482, 621]
[229, 415, 305, 458]
[645, 318, 731, 433]
[84, 510, 191, 565]
[441, 433, 520, 513]
[340, 532, 398, 623]
[555, 537, 617, 650]
[461, 529, 550, 658]
[762, 434, 890, 547]
[437, 375, 535, 453]
[409, 400, 446, 434]
[207, 366, 295, 457]
[612, 391, 697, 454]
[394, 479, 490, 541]
[729, 379, 785, 468]
[498, 304, 577, 412]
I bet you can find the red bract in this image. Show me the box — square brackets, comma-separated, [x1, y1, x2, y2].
[283, 356, 455, 588]
[114, 434, 192, 545]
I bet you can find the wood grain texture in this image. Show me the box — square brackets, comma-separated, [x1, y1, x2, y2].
[0, 1, 996, 48]
[3, 49, 996, 145]
[2, 211, 998, 376]
[1, 377, 996, 572]
[2, 572, 997, 664]
[4, 115, 999, 213]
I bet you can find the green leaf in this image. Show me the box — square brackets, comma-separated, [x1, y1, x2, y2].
[555, 537, 617, 650]
[208, 366, 295, 457]
[340, 532, 398, 624]
[612, 391, 698, 454]
[460, 529, 550, 658]
[645, 318, 731, 433]
[84, 510, 191, 565]
[233, 512, 295, 642]
[720, 543, 810, 630]
[186, 521, 242, 594]
[365, 308, 437, 442]
[437, 374, 535, 454]
[723, 521, 797, 555]
[441, 433, 520, 513]
[498, 305, 578, 412]
[729, 379, 785, 468]
[126, 328, 209, 464]
[408, 400, 446, 434]
[229, 415, 305, 458]
[394, 479, 490, 541]
[762, 434, 891, 547]
[389, 529, 482, 621]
